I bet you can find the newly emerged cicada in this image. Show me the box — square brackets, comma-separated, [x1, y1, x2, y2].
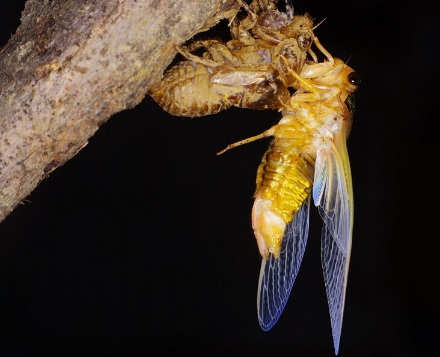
[218, 38, 360, 354]
[149, 0, 316, 116]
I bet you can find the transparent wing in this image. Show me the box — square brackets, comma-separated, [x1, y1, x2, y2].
[312, 130, 354, 355]
[257, 195, 311, 331]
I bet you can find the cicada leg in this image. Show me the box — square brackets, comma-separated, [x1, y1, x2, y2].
[217, 132, 268, 155]
[175, 45, 219, 68]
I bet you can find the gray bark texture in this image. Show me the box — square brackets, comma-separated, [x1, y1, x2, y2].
[0, 0, 222, 223]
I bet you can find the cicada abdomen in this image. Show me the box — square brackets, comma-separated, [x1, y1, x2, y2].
[218, 38, 360, 355]
[252, 124, 315, 258]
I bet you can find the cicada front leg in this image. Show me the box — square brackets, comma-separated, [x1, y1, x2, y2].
[179, 39, 240, 66]
[197, 0, 243, 34]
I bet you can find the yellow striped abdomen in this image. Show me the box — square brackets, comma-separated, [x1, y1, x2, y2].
[252, 137, 315, 258]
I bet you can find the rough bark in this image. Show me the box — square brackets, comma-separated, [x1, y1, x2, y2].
[0, 0, 222, 223]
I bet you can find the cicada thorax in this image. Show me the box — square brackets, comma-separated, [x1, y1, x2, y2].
[237, 0, 314, 69]
[231, 6, 314, 82]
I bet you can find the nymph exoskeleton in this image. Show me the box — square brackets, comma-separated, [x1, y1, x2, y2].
[149, 0, 316, 116]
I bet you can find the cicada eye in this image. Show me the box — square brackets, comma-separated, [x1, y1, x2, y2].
[347, 71, 361, 86]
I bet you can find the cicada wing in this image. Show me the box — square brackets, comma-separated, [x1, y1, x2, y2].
[312, 130, 353, 355]
[257, 195, 311, 331]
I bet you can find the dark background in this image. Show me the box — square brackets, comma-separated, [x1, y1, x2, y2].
[0, 0, 438, 356]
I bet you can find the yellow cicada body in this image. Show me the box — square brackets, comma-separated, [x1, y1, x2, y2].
[219, 38, 360, 355]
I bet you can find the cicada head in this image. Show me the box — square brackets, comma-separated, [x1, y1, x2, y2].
[251, 6, 314, 49]
[307, 58, 360, 137]
[281, 14, 314, 52]
[334, 59, 361, 137]
[316, 59, 361, 93]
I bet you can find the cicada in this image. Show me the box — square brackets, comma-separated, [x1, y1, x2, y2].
[149, 0, 316, 116]
[218, 38, 360, 354]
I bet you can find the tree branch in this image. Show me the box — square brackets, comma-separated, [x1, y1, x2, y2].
[0, 0, 222, 223]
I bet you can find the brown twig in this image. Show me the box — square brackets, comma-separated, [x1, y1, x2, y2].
[0, 0, 223, 223]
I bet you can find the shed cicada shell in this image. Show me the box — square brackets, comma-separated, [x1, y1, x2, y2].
[218, 37, 360, 354]
[149, 0, 316, 116]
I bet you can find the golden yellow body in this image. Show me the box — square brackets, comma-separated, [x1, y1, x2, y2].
[219, 50, 359, 262]
[219, 42, 359, 352]
[253, 58, 357, 258]
[254, 132, 315, 257]
[256, 139, 315, 224]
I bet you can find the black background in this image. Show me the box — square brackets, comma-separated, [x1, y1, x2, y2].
[0, 0, 439, 356]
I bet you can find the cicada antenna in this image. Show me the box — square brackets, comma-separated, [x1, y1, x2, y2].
[312, 18, 327, 31]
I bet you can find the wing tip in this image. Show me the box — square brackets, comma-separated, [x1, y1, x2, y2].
[333, 338, 340, 355]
